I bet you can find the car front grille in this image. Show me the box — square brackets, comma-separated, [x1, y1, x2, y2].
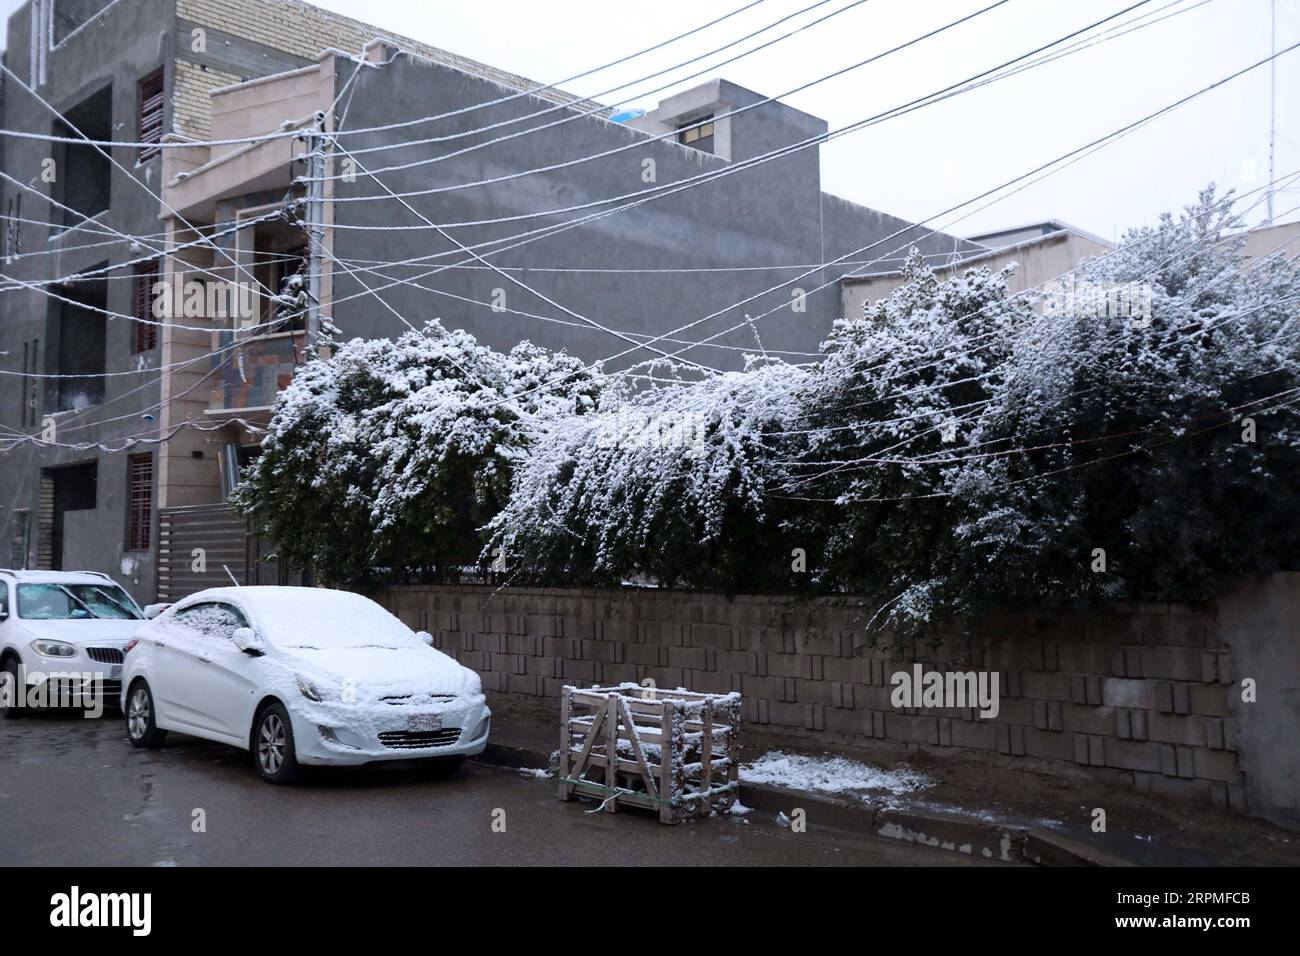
[86, 647, 124, 665]
[380, 694, 457, 705]
[377, 728, 462, 749]
[35, 677, 118, 706]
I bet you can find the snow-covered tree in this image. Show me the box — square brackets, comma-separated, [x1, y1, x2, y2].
[490, 360, 811, 591]
[237, 188, 1300, 621]
[800, 187, 1300, 633]
[792, 253, 1030, 631]
[232, 320, 602, 587]
[954, 186, 1300, 612]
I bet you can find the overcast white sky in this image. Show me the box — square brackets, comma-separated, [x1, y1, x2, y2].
[4, 0, 1297, 239]
[308, 0, 1300, 240]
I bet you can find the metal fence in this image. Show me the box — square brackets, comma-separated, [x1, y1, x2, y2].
[157, 503, 304, 601]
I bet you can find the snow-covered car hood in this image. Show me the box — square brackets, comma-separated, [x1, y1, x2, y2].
[13, 619, 143, 646]
[279, 644, 477, 699]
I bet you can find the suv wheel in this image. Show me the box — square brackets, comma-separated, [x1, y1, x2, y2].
[253, 703, 302, 784]
[126, 681, 167, 748]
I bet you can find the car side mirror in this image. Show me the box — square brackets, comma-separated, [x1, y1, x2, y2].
[232, 627, 265, 655]
[143, 603, 169, 620]
[416, 630, 434, 647]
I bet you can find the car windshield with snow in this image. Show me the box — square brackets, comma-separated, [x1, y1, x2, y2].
[17, 583, 142, 621]
[120, 586, 489, 783]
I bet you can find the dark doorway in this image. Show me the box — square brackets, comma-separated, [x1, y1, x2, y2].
[52, 85, 113, 230]
[46, 271, 108, 411]
[46, 462, 97, 571]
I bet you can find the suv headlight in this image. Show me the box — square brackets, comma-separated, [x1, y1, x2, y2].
[31, 639, 78, 658]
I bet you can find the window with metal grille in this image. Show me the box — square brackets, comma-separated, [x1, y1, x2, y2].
[138, 69, 164, 164]
[127, 453, 153, 552]
[134, 260, 159, 351]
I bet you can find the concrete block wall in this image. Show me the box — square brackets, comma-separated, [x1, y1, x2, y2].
[378, 585, 1258, 816]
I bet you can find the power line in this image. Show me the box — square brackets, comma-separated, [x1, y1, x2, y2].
[0, 0, 774, 152]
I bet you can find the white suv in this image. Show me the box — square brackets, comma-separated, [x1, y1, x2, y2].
[0, 570, 147, 718]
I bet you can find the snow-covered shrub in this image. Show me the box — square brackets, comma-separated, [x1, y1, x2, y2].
[792, 252, 1030, 631]
[490, 360, 811, 591]
[238, 189, 1300, 622]
[232, 320, 602, 587]
[953, 187, 1300, 612]
[801, 187, 1300, 633]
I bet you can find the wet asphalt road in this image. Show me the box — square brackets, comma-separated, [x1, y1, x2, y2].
[0, 710, 998, 866]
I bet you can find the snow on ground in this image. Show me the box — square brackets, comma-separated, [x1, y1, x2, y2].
[741, 751, 931, 797]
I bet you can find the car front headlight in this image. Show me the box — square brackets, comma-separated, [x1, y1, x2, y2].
[295, 676, 345, 707]
[296, 675, 330, 702]
[30, 639, 78, 658]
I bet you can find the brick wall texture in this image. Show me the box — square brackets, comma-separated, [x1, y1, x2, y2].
[171, 59, 242, 141]
[168, 0, 607, 181]
[378, 585, 1250, 814]
[175, 0, 603, 112]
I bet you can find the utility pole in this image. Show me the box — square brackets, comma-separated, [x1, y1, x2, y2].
[303, 111, 327, 350]
[1267, 0, 1277, 225]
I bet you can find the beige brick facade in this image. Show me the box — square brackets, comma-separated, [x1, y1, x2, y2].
[176, 0, 599, 111]
[171, 58, 243, 140]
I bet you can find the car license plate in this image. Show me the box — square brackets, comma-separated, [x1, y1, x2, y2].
[407, 714, 440, 732]
[110, 665, 122, 680]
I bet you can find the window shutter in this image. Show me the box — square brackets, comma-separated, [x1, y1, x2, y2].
[134, 260, 158, 352]
[138, 70, 165, 164]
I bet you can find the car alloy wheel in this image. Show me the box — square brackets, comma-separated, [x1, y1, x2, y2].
[125, 681, 166, 748]
[128, 688, 150, 740]
[258, 713, 286, 774]
[252, 703, 302, 784]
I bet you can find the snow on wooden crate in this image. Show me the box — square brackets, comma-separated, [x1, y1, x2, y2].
[559, 683, 742, 824]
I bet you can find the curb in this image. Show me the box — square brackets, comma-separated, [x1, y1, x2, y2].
[741, 783, 1132, 866]
[473, 742, 1132, 866]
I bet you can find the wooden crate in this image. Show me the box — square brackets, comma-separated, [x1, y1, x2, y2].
[558, 683, 741, 824]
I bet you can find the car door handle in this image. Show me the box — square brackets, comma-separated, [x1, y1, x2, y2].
[197, 656, 212, 664]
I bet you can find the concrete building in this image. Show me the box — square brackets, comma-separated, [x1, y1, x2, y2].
[1239, 219, 1300, 266]
[840, 215, 1300, 321]
[0, 0, 980, 602]
[840, 219, 1114, 319]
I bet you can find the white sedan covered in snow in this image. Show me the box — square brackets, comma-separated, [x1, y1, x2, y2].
[121, 586, 489, 783]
